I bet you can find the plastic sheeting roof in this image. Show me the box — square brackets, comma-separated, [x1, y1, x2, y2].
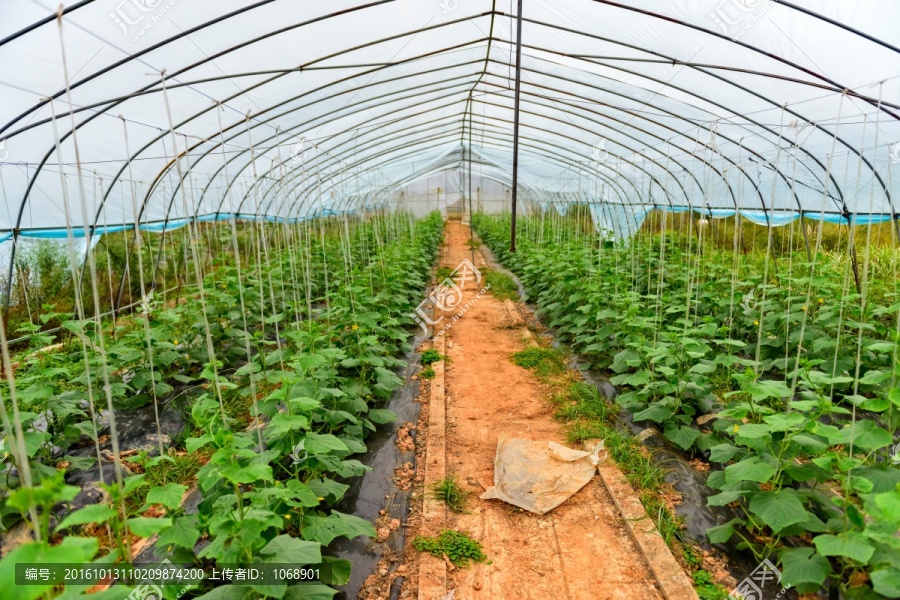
[1, 0, 899, 235]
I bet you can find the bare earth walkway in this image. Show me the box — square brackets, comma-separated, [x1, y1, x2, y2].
[408, 221, 692, 600]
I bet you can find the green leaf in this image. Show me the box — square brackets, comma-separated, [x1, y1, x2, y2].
[368, 409, 397, 424]
[733, 423, 771, 439]
[156, 517, 200, 549]
[706, 518, 742, 544]
[260, 535, 322, 564]
[304, 433, 350, 455]
[706, 491, 743, 506]
[632, 403, 672, 423]
[55, 504, 116, 533]
[126, 516, 173, 538]
[0, 537, 99, 600]
[709, 443, 739, 463]
[221, 462, 273, 485]
[186, 433, 213, 453]
[301, 511, 376, 545]
[871, 569, 900, 598]
[837, 420, 892, 451]
[763, 413, 805, 431]
[780, 547, 831, 593]
[813, 533, 875, 564]
[663, 424, 700, 450]
[856, 466, 900, 494]
[725, 457, 776, 484]
[145, 483, 187, 510]
[322, 557, 351, 586]
[749, 489, 810, 533]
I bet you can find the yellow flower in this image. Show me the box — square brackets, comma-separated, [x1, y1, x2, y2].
[317, 497, 325, 501]
[802, 305, 807, 311]
[733, 424, 739, 433]
[754, 320, 759, 326]
[173, 339, 179, 345]
[352, 325, 358, 331]
[284, 514, 291, 520]
[818, 298, 824, 304]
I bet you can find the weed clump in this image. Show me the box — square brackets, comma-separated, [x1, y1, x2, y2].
[510, 346, 566, 377]
[429, 475, 470, 513]
[420, 349, 445, 365]
[413, 530, 487, 568]
[420, 367, 436, 380]
[484, 270, 518, 300]
[435, 266, 454, 280]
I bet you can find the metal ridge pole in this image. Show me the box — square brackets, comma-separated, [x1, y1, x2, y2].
[510, 0, 524, 253]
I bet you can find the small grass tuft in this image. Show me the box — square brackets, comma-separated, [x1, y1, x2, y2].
[692, 567, 729, 600]
[413, 529, 488, 568]
[420, 367, 436, 380]
[429, 475, 470, 513]
[420, 349, 445, 366]
[435, 266, 454, 280]
[510, 346, 566, 378]
[484, 270, 518, 300]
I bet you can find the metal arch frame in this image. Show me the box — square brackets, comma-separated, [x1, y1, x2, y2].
[146, 32, 849, 224]
[7, 7, 891, 227]
[251, 118, 641, 217]
[2, 1, 898, 307]
[6, 10, 884, 237]
[575, 1, 898, 222]
[276, 102, 690, 216]
[7, 19, 492, 248]
[474, 67, 806, 220]
[282, 121, 673, 217]
[499, 18, 853, 211]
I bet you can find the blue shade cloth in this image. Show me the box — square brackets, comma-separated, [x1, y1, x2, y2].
[739, 211, 800, 227]
[194, 213, 235, 223]
[803, 213, 894, 225]
[697, 209, 738, 218]
[139, 218, 190, 232]
[0, 232, 12, 244]
[18, 225, 133, 238]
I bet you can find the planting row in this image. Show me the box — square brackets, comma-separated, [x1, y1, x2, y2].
[0, 211, 444, 599]
[473, 212, 900, 600]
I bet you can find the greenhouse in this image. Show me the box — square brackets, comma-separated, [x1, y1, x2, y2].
[0, 1, 899, 599]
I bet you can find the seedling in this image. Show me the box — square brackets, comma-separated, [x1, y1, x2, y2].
[413, 529, 488, 568]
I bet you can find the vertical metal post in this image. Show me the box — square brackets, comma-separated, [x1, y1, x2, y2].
[467, 91, 476, 265]
[509, 0, 524, 253]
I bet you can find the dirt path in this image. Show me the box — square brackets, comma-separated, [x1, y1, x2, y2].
[409, 221, 675, 600]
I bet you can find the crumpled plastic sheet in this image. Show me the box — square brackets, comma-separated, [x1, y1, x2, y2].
[480, 435, 607, 515]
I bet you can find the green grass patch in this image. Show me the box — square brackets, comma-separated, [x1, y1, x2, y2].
[552, 382, 681, 546]
[413, 530, 487, 568]
[420, 349, 446, 366]
[429, 475, 470, 513]
[435, 266, 454, 280]
[484, 270, 518, 300]
[510, 346, 566, 378]
[420, 367, 436, 380]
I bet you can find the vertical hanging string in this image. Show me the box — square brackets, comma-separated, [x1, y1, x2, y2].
[158, 70, 228, 426]
[828, 114, 869, 399]
[215, 103, 263, 452]
[55, 8, 130, 555]
[790, 90, 846, 393]
[847, 86, 882, 470]
[754, 107, 787, 370]
[243, 113, 285, 370]
[121, 116, 165, 460]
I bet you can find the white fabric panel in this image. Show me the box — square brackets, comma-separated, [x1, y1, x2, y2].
[0, 0, 898, 238]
